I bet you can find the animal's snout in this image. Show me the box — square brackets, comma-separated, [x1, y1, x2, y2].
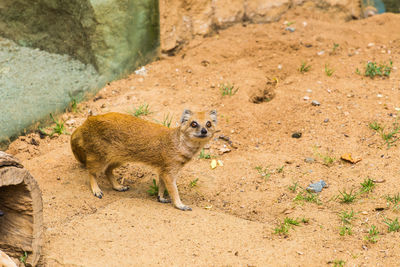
[201, 128, 208, 135]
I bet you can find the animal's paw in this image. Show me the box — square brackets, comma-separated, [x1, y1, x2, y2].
[113, 184, 130, 192]
[157, 196, 171, 203]
[176, 205, 192, 211]
[93, 190, 104, 199]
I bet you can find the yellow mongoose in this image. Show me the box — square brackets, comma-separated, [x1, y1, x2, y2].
[70, 109, 217, 211]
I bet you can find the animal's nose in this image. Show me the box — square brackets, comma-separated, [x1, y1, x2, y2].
[201, 128, 208, 135]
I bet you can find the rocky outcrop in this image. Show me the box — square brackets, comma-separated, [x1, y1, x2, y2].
[160, 0, 361, 53]
[0, 0, 160, 81]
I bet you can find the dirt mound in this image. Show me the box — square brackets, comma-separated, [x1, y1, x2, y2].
[6, 7, 400, 266]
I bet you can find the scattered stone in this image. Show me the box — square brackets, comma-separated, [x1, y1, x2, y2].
[134, 66, 147, 76]
[304, 157, 315, 163]
[362, 245, 368, 250]
[285, 27, 295, 32]
[372, 179, 385, 183]
[361, 211, 368, 215]
[317, 50, 325, 56]
[311, 100, 320, 106]
[375, 207, 385, 211]
[65, 119, 76, 126]
[201, 60, 210, 67]
[277, 64, 282, 70]
[306, 89, 312, 93]
[292, 132, 302, 138]
[377, 94, 383, 98]
[218, 135, 238, 149]
[30, 138, 39, 146]
[306, 180, 327, 193]
[93, 95, 103, 102]
[303, 96, 310, 101]
[218, 147, 231, 155]
[324, 118, 329, 123]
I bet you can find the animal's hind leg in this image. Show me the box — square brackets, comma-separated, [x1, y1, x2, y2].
[86, 158, 105, 199]
[105, 163, 129, 192]
[157, 176, 171, 203]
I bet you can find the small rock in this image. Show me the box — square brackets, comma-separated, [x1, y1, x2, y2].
[278, 64, 282, 70]
[361, 211, 368, 215]
[302, 21, 307, 27]
[65, 119, 76, 126]
[311, 100, 320, 106]
[285, 27, 295, 32]
[134, 66, 147, 76]
[306, 89, 312, 93]
[291, 132, 302, 138]
[306, 180, 327, 193]
[317, 50, 325, 56]
[303, 96, 310, 101]
[324, 118, 329, 123]
[377, 94, 383, 98]
[304, 157, 315, 163]
[372, 179, 385, 183]
[218, 147, 231, 155]
[30, 138, 39, 146]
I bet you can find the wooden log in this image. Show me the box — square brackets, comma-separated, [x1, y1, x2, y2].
[0, 151, 43, 266]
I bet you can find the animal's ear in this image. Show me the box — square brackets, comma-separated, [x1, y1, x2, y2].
[209, 110, 217, 124]
[180, 109, 193, 124]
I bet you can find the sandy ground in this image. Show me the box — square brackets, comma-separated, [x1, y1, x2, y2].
[5, 6, 400, 266]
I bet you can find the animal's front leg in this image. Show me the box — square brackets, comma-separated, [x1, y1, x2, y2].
[161, 172, 191, 211]
[157, 176, 171, 203]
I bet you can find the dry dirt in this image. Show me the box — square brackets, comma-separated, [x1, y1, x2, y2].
[6, 6, 400, 266]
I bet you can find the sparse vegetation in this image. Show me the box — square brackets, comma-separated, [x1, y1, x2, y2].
[274, 217, 301, 235]
[313, 147, 336, 166]
[338, 189, 357, 203]
[288, 181, 299, 193]
[20, 251, 27, 265]
[294, 190, 321, 204]
[147, 179, 159, 196]
[339, 210, 357, 225]
[155, 113, 173, 127]
[360, 178, 375, 194]
[220, 83, 239, 96]
[299, 61, 311, 73]
[365, 225, 379, 243]
[331, 43, 339, 54]
[332, 259, 345, 267]
[199, 149, 211, 159]
[39, 113, 67, 136]
[130, 103, 151, 117]
[255, 166, 272, 180]
[325, 64, 334, 76]
[369, 118, 400, 148]
[384, 217, 400, 232]
[386, 193, 400, 211]
[339, 225, 352, 236]
[364, 61, 392, 78]
[189, 178, 199, 188]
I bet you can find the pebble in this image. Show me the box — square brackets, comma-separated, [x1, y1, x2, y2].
[292, 132, 302, 138]
[285, 27, 295, 32]
[304, 157, 315, 163]
[317, 51, 325, 56]
[306, 89, 312, 93]
[303, 96, 310, 101]
[65, 119, 76, 126]
[306, 180, 327, 193]
[377, 94, 383, 98]
[278, 64, 282, 70]
[324, 118, 329, 123]
[134, 66, 147, 76]
[311, 100, 320, 106]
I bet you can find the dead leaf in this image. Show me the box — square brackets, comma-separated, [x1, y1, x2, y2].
[340, 153, 362, 164]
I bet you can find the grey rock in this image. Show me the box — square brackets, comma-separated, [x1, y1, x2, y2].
[285, 27, 296, 32]
[306, 180, 328, 193]
[304, 157, 315, 163]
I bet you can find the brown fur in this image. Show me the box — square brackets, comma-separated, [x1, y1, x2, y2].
[70, 109, 217, 211]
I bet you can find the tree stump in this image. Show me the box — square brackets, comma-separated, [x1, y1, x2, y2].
[0, 151, 43, 266]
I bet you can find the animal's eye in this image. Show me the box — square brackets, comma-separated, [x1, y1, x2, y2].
[190, 121, 198, 128]
[206, 121, 212, 128]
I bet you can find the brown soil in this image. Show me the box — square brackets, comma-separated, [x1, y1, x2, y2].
[6, 7, 400, 266]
